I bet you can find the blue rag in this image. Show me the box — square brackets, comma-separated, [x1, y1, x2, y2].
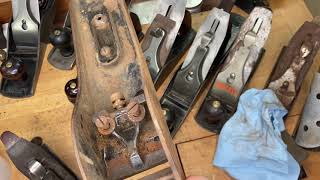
[213, 89, 300, 180]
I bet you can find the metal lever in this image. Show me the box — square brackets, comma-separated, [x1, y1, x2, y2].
[144, 28, 166, 80]
[160, 8, 229, 136]
[112, 124, 143, 169]
[142, 0, 189, 84]
[94, 93, 146, 169]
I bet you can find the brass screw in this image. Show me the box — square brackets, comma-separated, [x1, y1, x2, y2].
[186, 71, 194, 81]
[70, 82, 77, 89]
[5, 61, 13, 68]
[111, 92, 126, 109]
[212, 100, 221, 109]
[100, 46, 112, 58]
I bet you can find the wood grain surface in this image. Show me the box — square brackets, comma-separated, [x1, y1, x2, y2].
[0, 0, 320, 179]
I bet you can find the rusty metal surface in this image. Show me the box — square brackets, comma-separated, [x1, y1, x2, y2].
[267, 21, 320, 109]
[70, 0, 167, 179]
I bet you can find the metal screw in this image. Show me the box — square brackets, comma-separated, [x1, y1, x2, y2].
[146, 56, 151, 64]
[186, 71, 194, 81]
[212, 100, 221, 109]
[100, 46, 112, 58]
[227, 73, 236, 84]
[151, 28, 165, 38]
[5, 61, 13, 68]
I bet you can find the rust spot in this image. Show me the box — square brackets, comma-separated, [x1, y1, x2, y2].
[92, 14, 109, 30]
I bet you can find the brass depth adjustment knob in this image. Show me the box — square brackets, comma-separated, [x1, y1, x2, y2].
[49, 28, 74, 57]
[162, 106, 175, 132]
[0, 57, 26, 80]
[65, 79, 78, 103]
[204, 100, 226, 126]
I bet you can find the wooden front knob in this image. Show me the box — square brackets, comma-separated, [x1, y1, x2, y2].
[65, 79, 78, 103]
[0, 57, 25, 80]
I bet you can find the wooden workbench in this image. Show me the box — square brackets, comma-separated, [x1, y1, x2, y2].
[1, 0, 320, 179]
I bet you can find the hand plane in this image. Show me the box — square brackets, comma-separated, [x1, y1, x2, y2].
[160, 7, 230, 136]
[0, 0, 56, 98]
[0, 131, 78, 180]
[295, 69, 320, 149]
[196, 7, 272, 133]
[267, 19, 320, 110]
[69, 0, 183, 179]
[141, 0, 196, 88]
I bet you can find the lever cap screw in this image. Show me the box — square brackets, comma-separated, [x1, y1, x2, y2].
[100, 46, 112, 58]
[212, 100, 221, 109]
[5, 61, 13, 68]
[186, 71, 194, 81]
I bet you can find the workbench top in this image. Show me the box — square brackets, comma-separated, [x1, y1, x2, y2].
[1, 0, 320, 179]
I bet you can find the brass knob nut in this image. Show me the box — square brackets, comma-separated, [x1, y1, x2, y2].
[111, 92, 126, 109]
[212, 100, 221, 109]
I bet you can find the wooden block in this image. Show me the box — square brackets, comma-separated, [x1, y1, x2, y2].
[177, 135, 232, 179]
[0, 0, 11, 24]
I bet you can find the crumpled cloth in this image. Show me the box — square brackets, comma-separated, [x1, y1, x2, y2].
[213, 89, 300, 180]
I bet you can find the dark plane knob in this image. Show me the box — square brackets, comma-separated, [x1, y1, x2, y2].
[49, 28, 74, 57]
[65, 78, 78, 103]
[0, 57, 26, 80]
